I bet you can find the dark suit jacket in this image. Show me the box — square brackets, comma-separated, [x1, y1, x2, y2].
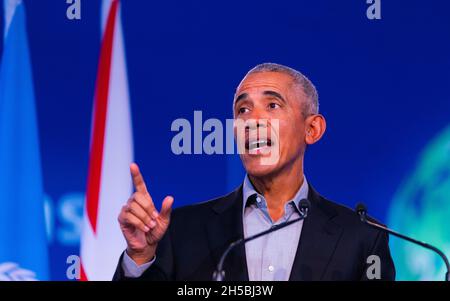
[113, 184, 396, 281]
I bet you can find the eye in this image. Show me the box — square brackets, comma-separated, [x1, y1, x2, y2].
[238, 107, 249, 114]
[268, 102, 280, 109]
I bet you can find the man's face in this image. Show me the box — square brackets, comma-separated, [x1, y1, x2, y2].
[233, 71, 308, 178]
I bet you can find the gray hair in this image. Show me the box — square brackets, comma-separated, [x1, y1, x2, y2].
[244, 63, 319, 116]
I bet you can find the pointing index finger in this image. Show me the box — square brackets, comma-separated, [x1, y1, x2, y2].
[130, 163, 149, 195]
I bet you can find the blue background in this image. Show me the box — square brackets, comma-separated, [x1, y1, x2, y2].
[1, 0, 449, 280]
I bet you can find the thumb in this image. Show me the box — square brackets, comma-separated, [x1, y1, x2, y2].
[160, 196, 174, 220]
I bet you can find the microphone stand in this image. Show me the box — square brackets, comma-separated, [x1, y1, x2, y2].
[357, 204, 450, 281]
[213, 199, 310, 281]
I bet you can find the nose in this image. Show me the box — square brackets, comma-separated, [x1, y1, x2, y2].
[244, 107, 269, 131]
[245, 120, 267, 131]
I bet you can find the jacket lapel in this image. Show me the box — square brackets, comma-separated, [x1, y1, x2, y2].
[206, 185, 249, 281]
[204, 183, 343, 281]
[289, 184, 344, 280]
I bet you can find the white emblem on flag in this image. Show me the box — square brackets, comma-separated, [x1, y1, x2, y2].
[0, 262, 38, 281]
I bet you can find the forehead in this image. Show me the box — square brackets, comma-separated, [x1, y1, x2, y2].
[236, 71, 295, 95]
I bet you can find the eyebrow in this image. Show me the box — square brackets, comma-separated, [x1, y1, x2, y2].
[234, 93, 248, 106]
[234, 90, 286, 107]
[263, 90, 286, 103]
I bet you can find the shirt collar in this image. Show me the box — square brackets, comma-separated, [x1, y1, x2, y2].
[242, 174, 309, 214]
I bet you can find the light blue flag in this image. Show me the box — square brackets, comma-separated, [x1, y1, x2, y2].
[0, 0, 49, 280]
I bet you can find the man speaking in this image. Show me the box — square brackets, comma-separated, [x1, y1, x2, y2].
[113, 63, 396, 281]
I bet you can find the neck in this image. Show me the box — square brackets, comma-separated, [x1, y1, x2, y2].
[248, 158, 305, 222]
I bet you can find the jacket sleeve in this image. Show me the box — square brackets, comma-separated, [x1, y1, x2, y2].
[360, 230, 396, 281]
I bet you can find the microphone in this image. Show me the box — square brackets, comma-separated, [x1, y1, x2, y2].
[212, 198, 311, 281]
[355, 202, 450, 281]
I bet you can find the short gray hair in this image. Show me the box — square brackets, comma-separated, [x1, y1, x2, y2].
[244, 63, 319, 116]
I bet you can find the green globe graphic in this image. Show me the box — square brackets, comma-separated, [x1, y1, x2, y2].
[387, 125, 450, 281]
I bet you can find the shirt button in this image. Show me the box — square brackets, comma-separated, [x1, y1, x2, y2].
[268, 265, 274, 272]
[256, 196, 261, 203]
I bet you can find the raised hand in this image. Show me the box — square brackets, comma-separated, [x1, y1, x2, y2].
[118, 163, 174, 265]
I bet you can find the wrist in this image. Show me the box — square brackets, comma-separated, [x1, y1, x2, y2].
[126, 244, 156, 265]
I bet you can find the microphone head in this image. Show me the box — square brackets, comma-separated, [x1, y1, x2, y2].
[355, 203, 368, 223]
[355, 202, 367, 215]
[299, 198, 311, 215]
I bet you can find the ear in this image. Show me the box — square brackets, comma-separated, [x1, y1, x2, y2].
[305, 114, 326, 145]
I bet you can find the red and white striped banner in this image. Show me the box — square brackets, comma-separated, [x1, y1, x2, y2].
[80, 0, 133, 281]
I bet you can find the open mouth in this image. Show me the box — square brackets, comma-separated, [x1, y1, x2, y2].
[245, 138, 273, 151]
